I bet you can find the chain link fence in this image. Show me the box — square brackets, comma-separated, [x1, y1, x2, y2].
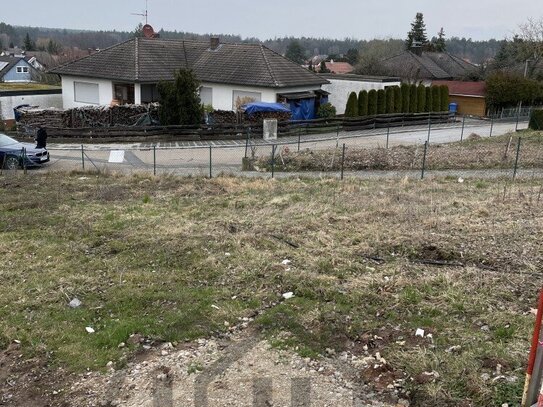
[2, 113, 540, 182]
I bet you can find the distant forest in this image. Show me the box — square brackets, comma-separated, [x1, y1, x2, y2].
[0, 22, 502, 65]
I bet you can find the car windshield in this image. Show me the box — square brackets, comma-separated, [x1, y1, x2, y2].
[0, 134, 19, 147]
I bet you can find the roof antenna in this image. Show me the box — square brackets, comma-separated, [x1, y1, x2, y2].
[131, 0, 148, 25]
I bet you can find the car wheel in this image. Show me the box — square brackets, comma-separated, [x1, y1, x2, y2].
[4, 156, 19, 170]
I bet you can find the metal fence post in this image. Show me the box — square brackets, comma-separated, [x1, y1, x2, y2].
[490, 115, 494, 137]
[515, 108, 521, 132]
[386, 123, 390, 149]
[209, 146, 212, 178]
[81, 145, 85, 170]
[22, 147, 27, 174]
[340, 143, 346, 180]
[271, 144, 276, 179]
[421, 141, 428, 180]
[460, 115, 466, 142]
[244, 128, 250, 158]
[297, 128, 301, 152]
[427, 114, 432, 143]
[513, 137, 522, 180]
[153, 145, 157, 176]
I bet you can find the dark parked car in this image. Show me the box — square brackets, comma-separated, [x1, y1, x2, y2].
[0, 134, 50, 170]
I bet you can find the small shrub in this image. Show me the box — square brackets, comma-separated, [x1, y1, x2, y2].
[401, 83, 410, 112]
[529, 109, 543, 130]
[345, 92, 359, 117]
[417, 85, 426, 113]
[368, 89, 378, 115]
[317, 103, 337, 119]
[425, 87, 433, 112]
[385, 87, 395, 114]
[358, 90, 368, 116]
[377, 89, 386, 114]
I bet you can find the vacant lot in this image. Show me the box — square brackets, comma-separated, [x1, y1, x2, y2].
[249, 130, 543, 172]
[1, 172, 542, 406]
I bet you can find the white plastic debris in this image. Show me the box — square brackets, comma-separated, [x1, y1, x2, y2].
[458, 177, 465, 183]
[69, 298, 82, 308]
[415, 328, 425, 337]
[211, 305, 220, 310]
[78, 177, 90, 180]
[281, 259, 292, 266]
[225, 252, 231, 257]
[85, 327, 95, 334]
[282, 292, 295, 300]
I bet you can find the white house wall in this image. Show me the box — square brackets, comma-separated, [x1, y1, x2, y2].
[0, 93, 63, 121]
[61, 75, 114, 109]
[322, 79, 401, 115]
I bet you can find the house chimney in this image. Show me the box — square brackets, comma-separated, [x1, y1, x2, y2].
[410, 41, 423, 56]
[210, 37, 220, 50]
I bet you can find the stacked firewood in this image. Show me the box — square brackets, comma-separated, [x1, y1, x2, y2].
[243, 111, 291, 124]
[18, 108, 66, 129]
[209, 110, 237, 124]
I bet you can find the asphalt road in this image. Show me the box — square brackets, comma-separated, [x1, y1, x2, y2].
[40, 117, 530, 177]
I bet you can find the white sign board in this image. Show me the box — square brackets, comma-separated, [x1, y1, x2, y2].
[108, 150, 125, 163]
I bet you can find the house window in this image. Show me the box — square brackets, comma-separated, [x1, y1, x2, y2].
[232, 90, 261, 110]
[16, 66, 29, 73]
[74, 81, 100, 104]
[200, 87, 213, 106]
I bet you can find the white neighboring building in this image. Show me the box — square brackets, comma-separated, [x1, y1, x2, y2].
[51, 37, 329, 120]
[321, 74, 401, 115]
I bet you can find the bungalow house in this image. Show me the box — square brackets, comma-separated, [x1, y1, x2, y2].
[0, 56, 36, 83]
[380, 46, 477, 84]
[50, 37, 330, 120]
[432, 80, 487, 117]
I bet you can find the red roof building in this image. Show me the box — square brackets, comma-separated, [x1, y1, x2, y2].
[323, 62, 354, 74]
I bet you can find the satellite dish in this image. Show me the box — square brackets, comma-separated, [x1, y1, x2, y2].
[142, 24, 155, 38]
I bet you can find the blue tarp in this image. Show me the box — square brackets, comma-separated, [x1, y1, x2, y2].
[242, 102, 291, 116]
[289, 98, 316, 120]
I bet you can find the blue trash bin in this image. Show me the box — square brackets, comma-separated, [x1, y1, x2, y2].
[449, 102, 458, 113]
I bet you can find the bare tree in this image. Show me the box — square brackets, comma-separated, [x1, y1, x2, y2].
[517, 18, 543, 77]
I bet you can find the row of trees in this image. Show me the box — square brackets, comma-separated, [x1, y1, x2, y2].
[344, 85, 450, 117]
[486, 72, 543, 109]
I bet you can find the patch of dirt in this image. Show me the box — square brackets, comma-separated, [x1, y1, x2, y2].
[0, 342, 71, 407]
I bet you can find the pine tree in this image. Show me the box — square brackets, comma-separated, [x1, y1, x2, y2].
[285, 40, 306, 64]
[393, 86, 402, 113]
[434, 28, 446, 52]
[320, 61, 331, 73]
[358, 90, 368, 116]
[385, 87, 395, 114]
[158, 69, 202, 125]
[23, 33, 35, 51]
[377, 89, 386, 114]
[401, 83, 410, 113]
[409, 84, 418, 113]
[405, 12, 428, 49]
[345, 92, 358, 117]
[368, 89, 378, 115]
[417, 85, 426, 113]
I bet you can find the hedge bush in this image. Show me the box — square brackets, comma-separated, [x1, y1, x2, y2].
[317, 103, 337, 119]
[377, 89, 386, 114]
[345, 92, 358, 117]
[385, 87, 395, 114]
[409, 84, 418, 113]
[440, 85, 450, 111]
[417, 85, 426, 113]
[368, 89, 378, 115]
[529, 109, 543, 130]
[358, 90, 368, 116]
[393, 86, 402, 113]
[432, 86, 441, 112]
[401, 83, 410, 113]
[425, 87, 433, 112]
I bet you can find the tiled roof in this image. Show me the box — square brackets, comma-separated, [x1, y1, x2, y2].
[324, 62, 354, 74]
[51, 38, 328, 89]
[381, 51, 476, 80]
[432, 80, 487, 97]
[0, 56, 22, 78]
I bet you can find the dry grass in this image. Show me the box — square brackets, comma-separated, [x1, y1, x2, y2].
[251, 130, 543, 172]
[0, 171, 542, 406]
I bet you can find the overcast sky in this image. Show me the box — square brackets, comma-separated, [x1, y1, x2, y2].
[3, 0, 541, 41]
